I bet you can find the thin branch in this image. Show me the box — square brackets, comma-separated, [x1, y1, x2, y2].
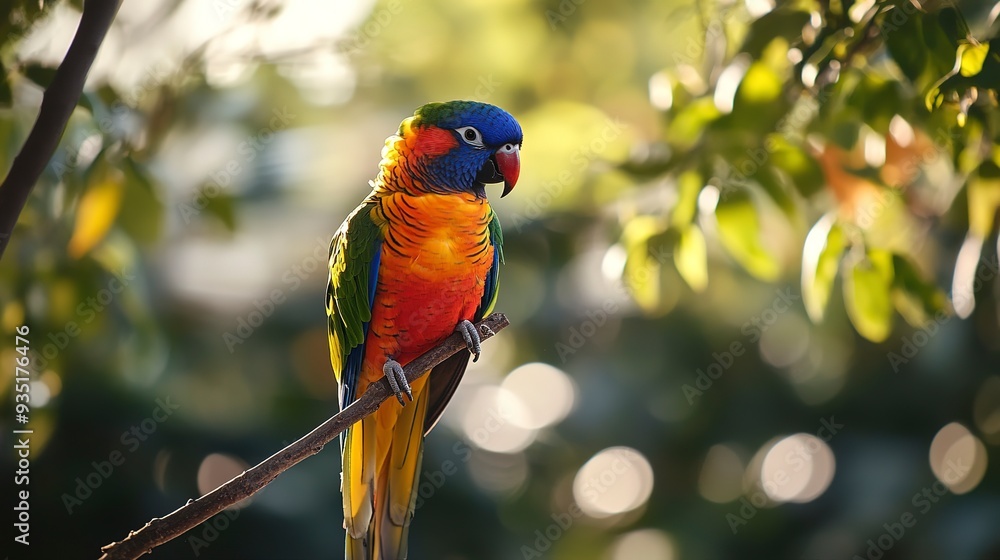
[0, 0, 122, 260]
[99, 312, 511, 560]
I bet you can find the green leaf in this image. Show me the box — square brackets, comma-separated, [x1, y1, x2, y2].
[23, 64, 58, 89]
[0, 60, 11, 107]
[622, 216, 666, 312]
[204, 192, 238, 231]
[843, 250, 895, 342]
[847, 73, 901, 134]
[667, 98, 720, 149]
[740, 9, 811, 59]
[891, 254, 948, 327]
[714, 190, 779, 281]
[755, 165, 796, 218]
[670, 170, 701, 228]
[802, 214, 845, 322]
[674, 224, 708, 292]
[967, 160, 1000, 238]
[884, 9, 926, 83]
[117, 158, 164, 244]
[768, 138, 824, 197]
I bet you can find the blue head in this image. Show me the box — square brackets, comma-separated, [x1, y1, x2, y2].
[400, 100, 522, 197]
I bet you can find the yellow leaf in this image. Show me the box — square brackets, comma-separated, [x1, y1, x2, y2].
[674, 225, 708, 292]
[670, 170, 702, 228]
[968, 166, 1000, 238]
[68, 176, 124, 259]
[959, 42, 990, 77]
[622, 216, 664, 312]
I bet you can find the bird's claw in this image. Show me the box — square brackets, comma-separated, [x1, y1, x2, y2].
[456, 320, 482, 362]
[384, 359, 411, 405]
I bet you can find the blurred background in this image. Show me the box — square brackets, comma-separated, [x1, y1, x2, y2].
[2, 0, 1000, 558]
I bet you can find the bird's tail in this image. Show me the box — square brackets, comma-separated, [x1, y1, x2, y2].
[344, 376, 428, 560]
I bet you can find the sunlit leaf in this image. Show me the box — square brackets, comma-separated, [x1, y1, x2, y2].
[843, 250, 894, 342]
[67, 172, 125, 259]
[670, 170, 701, 228]
[714, 190, 779, 281]
[802, 214, 845, 322]
[959, 42, 990, 77]
[735, 62, 782, 106]
[667, 98, 720, 149]
[891, 254, 949, 327]
[967, 160, 1000, 238]
[673, 224, 707, 292]
[622, 216, 666, 312]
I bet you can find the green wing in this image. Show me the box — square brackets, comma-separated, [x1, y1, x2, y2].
[327, 202, 383, 409]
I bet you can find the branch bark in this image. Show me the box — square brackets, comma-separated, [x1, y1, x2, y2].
[99, 312, 510, 560]
[0, 0, 122, 260]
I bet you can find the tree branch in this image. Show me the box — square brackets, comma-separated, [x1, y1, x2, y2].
[99, 312, 511, 560]
[0, 0, 122, 260]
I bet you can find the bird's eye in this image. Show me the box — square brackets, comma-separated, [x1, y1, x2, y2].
[456, 126, 484, 147]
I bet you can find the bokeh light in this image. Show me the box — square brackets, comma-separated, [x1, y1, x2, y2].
[929, 422, 988, 494]
[501, 362, 576, 430]
[460, 385, 535, 454]
[608, 528, 678, 560]
[573, 447, 654, 518]
[760, 434, 836, 504]
[468, 450, 529, 496]
[197, 453, 251, 507]
[698, 444, 746, 503]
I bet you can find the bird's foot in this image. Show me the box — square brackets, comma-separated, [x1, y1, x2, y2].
[456, 320, 482, 362]
[384, 359, 412, 405]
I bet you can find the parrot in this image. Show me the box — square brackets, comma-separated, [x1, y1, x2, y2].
[325, 100, 522, 559]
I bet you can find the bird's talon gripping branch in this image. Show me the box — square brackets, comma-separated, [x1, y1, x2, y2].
[384, 359, 411, 405]
[456, 320, 482, 362]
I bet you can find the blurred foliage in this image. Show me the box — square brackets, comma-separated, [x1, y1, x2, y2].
[1, 0, 1000, 559]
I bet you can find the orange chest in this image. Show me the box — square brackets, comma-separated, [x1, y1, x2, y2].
[366, 192, 495, 359]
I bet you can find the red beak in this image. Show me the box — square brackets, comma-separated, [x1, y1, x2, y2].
[495, 144, 520, 197]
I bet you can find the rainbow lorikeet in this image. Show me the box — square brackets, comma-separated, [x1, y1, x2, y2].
[326, 101, 522, 559]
